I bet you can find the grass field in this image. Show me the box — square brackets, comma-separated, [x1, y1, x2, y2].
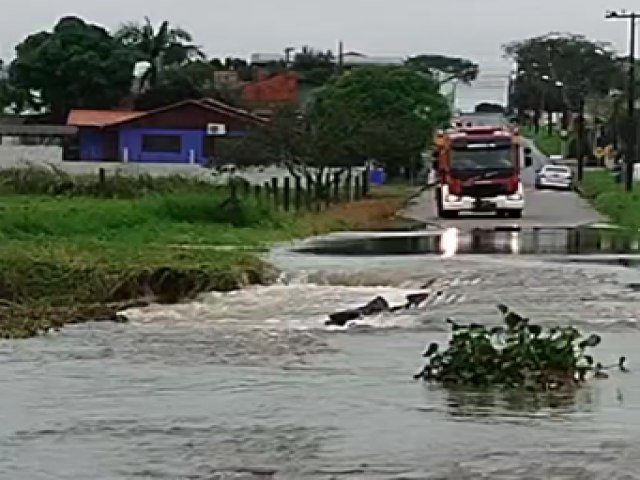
[580, 170, 640, 228]
[0, 168, 414, 338]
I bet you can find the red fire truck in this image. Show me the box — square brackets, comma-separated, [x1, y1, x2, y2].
[431, 123, 532, 219]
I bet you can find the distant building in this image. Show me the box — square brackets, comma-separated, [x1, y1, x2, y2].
[341, 51, 405, 66]
[249, 50, 406, 68]
[241, 72, 301, 108]
[213, 70, 243, 89]
[250, 53, 285, 65]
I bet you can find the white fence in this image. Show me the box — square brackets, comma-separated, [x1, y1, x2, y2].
[0, 158, 368, 187]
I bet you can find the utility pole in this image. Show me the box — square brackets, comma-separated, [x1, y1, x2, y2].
[337, 40, 344, 74]
[606, 10, 638, 191]
[284, 47, 295, 66]
[577, 94, 585, 181]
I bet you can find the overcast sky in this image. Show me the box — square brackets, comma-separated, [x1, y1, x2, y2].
[0, 0, 635, 73]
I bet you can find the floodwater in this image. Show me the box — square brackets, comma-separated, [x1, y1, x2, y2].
[3, 228, 640, 479]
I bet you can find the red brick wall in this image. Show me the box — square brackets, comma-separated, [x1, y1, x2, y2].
[241, 73, 300, 106]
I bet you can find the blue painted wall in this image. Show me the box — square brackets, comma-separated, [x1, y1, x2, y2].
[79, 129, 104, 161]
[78, 127, 248, 163]
[119, 128, 204, 164]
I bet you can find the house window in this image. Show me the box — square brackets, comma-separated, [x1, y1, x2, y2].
[142, 134, 182, 153]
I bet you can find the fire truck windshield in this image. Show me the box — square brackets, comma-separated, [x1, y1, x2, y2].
[450, 143, 514, 176]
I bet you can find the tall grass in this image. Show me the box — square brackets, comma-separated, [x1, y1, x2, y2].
[0, 189, 289, 243]
[581, 171, 640, 228]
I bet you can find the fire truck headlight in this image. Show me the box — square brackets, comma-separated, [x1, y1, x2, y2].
[508, 193, 523, 201]
[447, 194, 460, 202]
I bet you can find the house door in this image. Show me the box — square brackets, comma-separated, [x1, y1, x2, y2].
[203, 136, 215, 166]
[103, 131, 119, 162]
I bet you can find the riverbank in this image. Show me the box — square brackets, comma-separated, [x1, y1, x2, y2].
[0, 172, 416, 338]
[580, 170, 639, 228]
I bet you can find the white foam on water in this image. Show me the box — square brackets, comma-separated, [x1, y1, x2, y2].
[122, 283, 448, 332]
[120, 253, 640, 334]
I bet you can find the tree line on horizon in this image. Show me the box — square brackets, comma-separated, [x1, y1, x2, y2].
[0, 16, 630, 178]
[504, 32, 640, 157]
[0, 15, 480, 122]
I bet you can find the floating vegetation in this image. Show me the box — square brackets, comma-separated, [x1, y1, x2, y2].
[414, 304, 628, 390]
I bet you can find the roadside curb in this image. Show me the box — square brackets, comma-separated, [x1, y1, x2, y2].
[573, 184, 586, 197]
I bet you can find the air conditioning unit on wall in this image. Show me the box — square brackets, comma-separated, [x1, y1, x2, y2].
[206, 123, 227, 136]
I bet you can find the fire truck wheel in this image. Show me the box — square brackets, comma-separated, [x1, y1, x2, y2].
[440, 210, 459, 219]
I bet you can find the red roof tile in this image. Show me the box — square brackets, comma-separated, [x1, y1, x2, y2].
[67, 110, 144, 127]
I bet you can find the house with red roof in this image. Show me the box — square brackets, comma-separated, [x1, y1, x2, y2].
[67, 99, 265, 165]
[241, 71, 301, 108]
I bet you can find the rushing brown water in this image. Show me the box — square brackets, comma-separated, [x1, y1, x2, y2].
[2, 230, 640, 479]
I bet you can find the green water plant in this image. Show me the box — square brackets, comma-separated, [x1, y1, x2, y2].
[414, 304, 628, 390]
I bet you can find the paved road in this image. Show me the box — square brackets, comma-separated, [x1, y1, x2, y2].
[402, 140, 605, 229]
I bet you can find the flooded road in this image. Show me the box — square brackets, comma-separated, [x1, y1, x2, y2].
[3, 229, 640, 479]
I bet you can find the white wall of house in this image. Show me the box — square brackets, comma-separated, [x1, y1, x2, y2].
[0, 145, 63, 163]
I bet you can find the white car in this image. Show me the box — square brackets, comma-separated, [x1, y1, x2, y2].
[535, 164, 573, 190]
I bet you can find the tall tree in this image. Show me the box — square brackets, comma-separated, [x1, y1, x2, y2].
[405, 55, 479, 84]
[229, 104, 361, 184]
[9, 16, 135, 120]
[116, 17, 204, 91]
[133, 60, 218, 109]
[234, 66, 450, 180]
[292, 46, 335, 86]
[504, 33, 624, 120]
[310, 66, 450, 174]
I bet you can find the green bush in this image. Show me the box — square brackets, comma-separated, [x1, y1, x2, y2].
[152, 192, 284, 228]
[414, 305, 626, 390]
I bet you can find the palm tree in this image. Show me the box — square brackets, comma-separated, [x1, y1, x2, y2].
[116, 17, 204, 92]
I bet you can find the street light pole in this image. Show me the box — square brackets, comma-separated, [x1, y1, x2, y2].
[606, 10, 638, 191]
[577, 93, 585, 181]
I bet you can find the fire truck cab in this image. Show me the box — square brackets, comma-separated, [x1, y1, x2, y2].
[432, 124, 532, 219]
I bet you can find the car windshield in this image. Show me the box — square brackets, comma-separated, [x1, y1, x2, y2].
[450, 144, 514, 172]
[543, 166, 570, 174]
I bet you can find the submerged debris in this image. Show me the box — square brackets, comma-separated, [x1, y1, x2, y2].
[326, 287, 435, 327]
[414, 304, 628, 390]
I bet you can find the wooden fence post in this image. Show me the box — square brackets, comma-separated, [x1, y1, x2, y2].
[254, 184, 262, 202]
[229, 179, 238, 200]
[333, 172, 340, 203]
[314, 179, 322, 212]
[294, 177, 302, 211]
[362, 167, 370, 197]
[271, 177, 279, 209]
[264, 181, 271, 203]
[305, 176, 313, 210]
[345, 168, 353, 201]
[354, 176, 361, 201]
[283, 177, 291, 212]
[98, 168, 106, 186]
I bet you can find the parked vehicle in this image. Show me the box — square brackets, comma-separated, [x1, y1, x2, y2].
[431, 124, 532, 219]
[534, 164, 573, 190]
